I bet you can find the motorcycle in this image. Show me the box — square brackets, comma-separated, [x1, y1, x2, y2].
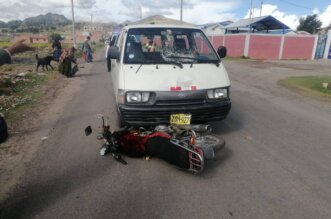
[85, 115, 224, 174]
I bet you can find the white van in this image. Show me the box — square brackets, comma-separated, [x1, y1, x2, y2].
[108, 24, 231, 126]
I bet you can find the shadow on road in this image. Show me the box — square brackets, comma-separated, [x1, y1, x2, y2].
[211, 112, 244, 135]
[0, 158, 110, 219]
[200, 146, 233, 177]
[74, 73, 99, 77]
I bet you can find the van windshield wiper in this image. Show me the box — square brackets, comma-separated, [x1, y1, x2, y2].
[162, 60, 183, 69]
[165, 55, 200, 62]
[197, 59, 220, 67]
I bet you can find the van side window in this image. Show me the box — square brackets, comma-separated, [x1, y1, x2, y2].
[117, 31, 127, 60]
[193, 32, 217, 59]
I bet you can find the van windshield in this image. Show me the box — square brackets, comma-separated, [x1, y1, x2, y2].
[123, 28, 219, 65]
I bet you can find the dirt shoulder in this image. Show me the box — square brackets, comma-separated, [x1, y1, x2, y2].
[0, 55, 95, 202]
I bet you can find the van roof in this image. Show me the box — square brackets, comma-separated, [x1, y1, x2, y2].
[122, 24, 199, 30]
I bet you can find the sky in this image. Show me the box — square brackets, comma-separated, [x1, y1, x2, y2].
[0, 0, 330, 30]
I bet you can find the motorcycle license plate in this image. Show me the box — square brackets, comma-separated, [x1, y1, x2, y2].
[170, 114, 191, 125]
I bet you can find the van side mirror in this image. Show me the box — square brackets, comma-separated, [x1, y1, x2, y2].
[217, 46, 227, 58]
[109, 46, 120, 60]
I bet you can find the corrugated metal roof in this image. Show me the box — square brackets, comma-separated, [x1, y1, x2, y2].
[226, 15, 290, 31]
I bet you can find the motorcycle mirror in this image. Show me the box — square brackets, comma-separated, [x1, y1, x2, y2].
[85, 126, 92, 136]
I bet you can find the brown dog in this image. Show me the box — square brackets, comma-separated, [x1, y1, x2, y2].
[36, 54, 54, 71]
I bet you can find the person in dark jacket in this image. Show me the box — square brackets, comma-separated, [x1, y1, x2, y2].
[52, 37, 62, 62]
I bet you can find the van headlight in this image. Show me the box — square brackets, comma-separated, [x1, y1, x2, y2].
[207, 88, 228, 99]
[126, 91, 150, 103]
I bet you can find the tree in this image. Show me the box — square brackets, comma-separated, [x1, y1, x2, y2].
[50, 33, 62, 41]
[297, 14, 322, 34]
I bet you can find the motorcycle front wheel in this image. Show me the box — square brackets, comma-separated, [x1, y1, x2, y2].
[195, 134, 225, 159]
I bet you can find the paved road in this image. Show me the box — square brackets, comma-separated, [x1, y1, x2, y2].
[1, 53, 331, 218]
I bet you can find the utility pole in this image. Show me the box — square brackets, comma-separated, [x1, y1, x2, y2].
[91, 13, 93, 23]
[180, 0, 183, 23]
[70, 0, 76, 46]
[140, 5, 143, 19]
[260, 1, 263, 17]
[249, 0, 253, 33]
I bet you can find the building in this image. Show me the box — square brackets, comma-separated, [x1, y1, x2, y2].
[225, 15, 291, 34]
[10, 34, 49, 44]
[199, 21, 233, 35]
[30, 36, 49, 43]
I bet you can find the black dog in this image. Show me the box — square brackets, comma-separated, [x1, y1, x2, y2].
[35, 54, 54, 71]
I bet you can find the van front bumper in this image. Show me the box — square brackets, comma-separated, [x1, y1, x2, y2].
[118, 100, 231, 125]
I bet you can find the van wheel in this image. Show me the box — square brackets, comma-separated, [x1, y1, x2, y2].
[117, 116, 125, 128]
[107, 58, 111, 72]
[115, 109, 125, 128]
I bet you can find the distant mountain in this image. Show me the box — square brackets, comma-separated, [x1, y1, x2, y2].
[132, 15, 193, 26]
[0, 13, 71, 30]
[0, 20, 23, 29]
[22, 13, 71, 27]
[0, 20, 6, 28]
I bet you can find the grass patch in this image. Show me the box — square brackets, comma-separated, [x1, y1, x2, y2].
[0, 71, 59, 121]
[0, 42, 51, 48]
[279, 76, 331, 98]
[0, 42, 12, 47]
[30, 43, 51, 48]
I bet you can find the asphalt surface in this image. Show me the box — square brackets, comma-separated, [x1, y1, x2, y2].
[1, 52, 331, 219]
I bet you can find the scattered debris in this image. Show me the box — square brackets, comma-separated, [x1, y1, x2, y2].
[16, 72, 27, 77]
[322, 82, 329, 88]
[322, 82, 331, 90]
[41, 136, 48, 141]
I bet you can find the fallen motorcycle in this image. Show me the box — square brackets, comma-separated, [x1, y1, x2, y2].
[85, 114, 224, 174]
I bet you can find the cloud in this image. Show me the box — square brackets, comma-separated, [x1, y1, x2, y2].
[1, 0, 327, 30]
[318, 5, 331, 27]
[78, 0, 240, 24]
[244, 4, 299, 30]
[164, 0, 240, 24]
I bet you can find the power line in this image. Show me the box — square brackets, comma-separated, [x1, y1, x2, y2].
[278, 0, 313, 10]
[277, 0, 331, 14]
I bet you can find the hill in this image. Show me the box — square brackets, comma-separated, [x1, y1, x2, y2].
[22, 13, 71, 27]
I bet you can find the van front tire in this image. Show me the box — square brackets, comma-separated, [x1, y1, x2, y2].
[107, 58, 111, 72]
[115, 109, 125, 128]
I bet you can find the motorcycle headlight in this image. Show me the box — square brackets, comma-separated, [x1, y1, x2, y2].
[126, 91, 150, 103]
[207, 88, 228, 99]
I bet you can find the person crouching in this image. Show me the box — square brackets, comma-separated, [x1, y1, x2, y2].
[58, 47, 78, 77]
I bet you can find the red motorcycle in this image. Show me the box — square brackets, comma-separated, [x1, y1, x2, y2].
[85, 115, 224, 174]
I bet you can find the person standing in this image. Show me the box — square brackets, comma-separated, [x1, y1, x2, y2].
[83, 36, 93, 62]
[52, 37, 62, 62]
